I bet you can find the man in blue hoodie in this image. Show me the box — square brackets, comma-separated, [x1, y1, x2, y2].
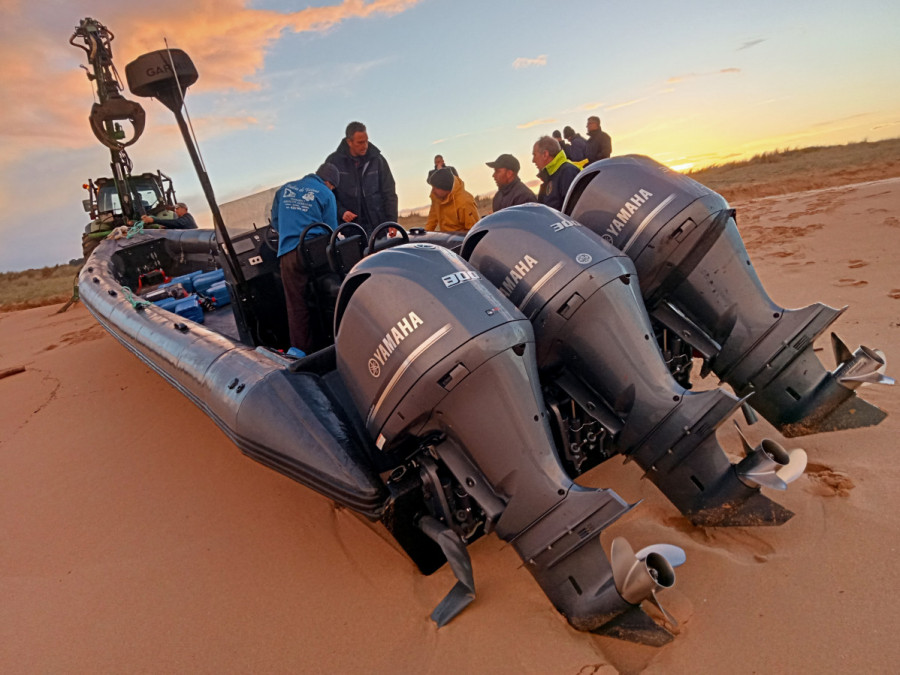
[325, 121, 398, 235]
[271, 163, 340, 354]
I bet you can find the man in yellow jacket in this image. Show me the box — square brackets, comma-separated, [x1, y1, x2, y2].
[425, 168, 481, 232]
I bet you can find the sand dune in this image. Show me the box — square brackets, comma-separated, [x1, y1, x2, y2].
[2, 179, 899, 673]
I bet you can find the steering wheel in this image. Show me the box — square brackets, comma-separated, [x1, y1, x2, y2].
[366, 221, 409, 256]
[263, 224, 279, 252]
[299, 222, 334, 242]
[328, 223, 368, 274]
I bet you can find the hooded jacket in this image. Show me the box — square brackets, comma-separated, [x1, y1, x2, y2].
[425, 176, 481, 233]
[325, 139, 398, 234]
[537, 150, 581, 211]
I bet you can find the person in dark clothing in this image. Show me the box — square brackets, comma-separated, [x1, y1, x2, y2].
[585, 116, 612, 162]
[271, 163, 340, 354]
[563, 126, 588, 163]
[325, 121, 398, 235]
[141, 202, 198, 229]
[532, 136, 581, 211]
[428, 154, 458, 180]
[486, 153, 537, 212]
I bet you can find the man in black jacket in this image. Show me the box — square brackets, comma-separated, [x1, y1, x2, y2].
[585, 116, 612, 163]
[325, 121, 398, 235]
[486, 153, 537, 212]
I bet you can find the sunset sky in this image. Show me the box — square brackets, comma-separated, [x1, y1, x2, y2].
[1, 0, 898, 271]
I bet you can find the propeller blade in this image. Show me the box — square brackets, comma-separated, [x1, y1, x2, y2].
[636, 544, 686, 568]
[776, 448, 808, 485]
[611, 537, 678, 607]
[649, 590, 678, 628]
[840, 372, 895, 386]
[834, 343, 894, 389]
[610, 536, 638, 593]
[736, 438, 792, 491]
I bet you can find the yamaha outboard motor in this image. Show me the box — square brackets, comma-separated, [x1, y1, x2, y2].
[564, 155, 893, 436]
[461, 204, 806, 526]
[334, 243, 684, 644]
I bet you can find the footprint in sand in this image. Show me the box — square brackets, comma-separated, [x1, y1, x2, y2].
[834, 278, 868, 287]
[847, 260, 869, 269]
[889, 289, 900, 299]
[885, 216, 900, 228]
[805, 462, 855, 497]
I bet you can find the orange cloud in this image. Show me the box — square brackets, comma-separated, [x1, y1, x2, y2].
[517, 117, 558, 129]
[512, 55, 548, 69]
[605, 98, 648, 111]
[0, 1, 422, 162]
[568, 101, 605, 113]
[667, 68, 740, 84]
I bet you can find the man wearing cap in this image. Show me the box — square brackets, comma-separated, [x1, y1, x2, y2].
[486, 154, 537, 212]
[325, 121, 398, 236]
[140, 202, 198, 229]
[532, 135, 581, 211]
[270, 163, 340, 354]
[425, 167, 480, 233]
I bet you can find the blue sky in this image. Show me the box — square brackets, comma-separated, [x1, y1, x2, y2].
[1, 0, 898, 271]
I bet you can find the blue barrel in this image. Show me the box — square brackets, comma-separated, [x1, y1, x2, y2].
[193, 269, 226, 295]
[206, 280, 231, 307]
[162, 270, 203, 293]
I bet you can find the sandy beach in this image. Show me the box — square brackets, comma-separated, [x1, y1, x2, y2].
[2, 178, 898, 673]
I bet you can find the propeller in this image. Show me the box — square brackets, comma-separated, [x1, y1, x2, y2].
[733, 422, 808, 491]
[831, 333, 895, 388]
[611, 537, 683, 626]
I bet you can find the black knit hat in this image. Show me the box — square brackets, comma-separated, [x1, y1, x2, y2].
[316, 163, 340, 188]
[428, 167, 455, 192]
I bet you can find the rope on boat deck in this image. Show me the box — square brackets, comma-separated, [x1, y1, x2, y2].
[121, 286, 150, 310]
[125, 221, 144, 238]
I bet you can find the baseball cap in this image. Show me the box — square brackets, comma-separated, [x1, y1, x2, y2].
[486, 153, 520, 173]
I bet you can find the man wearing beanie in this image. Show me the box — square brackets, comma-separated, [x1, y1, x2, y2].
[425, 167, 481, 233]
[563, 125, 588, 163]
[486, 153, 537, 212]
[270, 163, 340, 353]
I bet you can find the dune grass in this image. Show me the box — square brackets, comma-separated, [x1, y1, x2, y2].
[687, 138, 900, 202]
[0, 264, 80, 313]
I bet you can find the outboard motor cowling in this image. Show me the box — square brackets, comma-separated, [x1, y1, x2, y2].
[564, 155, 892, 436]
[462, 204, 801, 526]
[334, 244, 680, 643]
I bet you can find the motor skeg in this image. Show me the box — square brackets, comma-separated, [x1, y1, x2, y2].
[462, 204, 795, 526]
[334, 244, 677, 641]
[564, 155, 890, 436]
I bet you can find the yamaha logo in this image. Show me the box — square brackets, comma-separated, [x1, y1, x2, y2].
[576, 253, 592, 265]
[413, 243, 436, 249]
[368, 358, 381, 378]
